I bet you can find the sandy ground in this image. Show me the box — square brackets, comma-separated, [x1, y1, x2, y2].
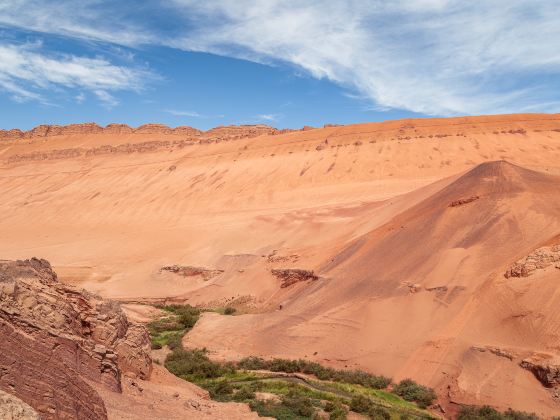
[95, 364, 262, 420]
[2, 113, 560, 416]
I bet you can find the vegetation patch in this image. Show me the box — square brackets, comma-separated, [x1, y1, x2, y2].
[148, 305, 437, 419]
[164, 348, 435, 419]
[147, 304, 202, 349]
[392, 379, 437, 409]
[458, 405, 539, 420]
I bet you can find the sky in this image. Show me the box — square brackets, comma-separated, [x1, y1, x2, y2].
[0, 0, 559, 131]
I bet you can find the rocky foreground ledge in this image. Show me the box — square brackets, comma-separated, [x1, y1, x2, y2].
[0, 258, 152, 420]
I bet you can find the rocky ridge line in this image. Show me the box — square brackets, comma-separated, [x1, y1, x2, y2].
[0, 122, 278, 141]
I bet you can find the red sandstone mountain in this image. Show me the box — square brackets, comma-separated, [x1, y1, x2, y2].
[1, 113, 560, 416]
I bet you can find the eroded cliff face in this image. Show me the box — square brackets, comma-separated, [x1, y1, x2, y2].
[0, 258, 152, 419]
[0, 122, 276, 142]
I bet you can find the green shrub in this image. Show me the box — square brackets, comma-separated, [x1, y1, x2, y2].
[350, 395, 373, 413]
[269, 358, 301, 373]
[330, 406, 348, 420]
[234, 385, 256, 401]
[237, 357, 390, 390]
[349, 396, 390, 419]
[503, 409, 539, 420]
[331, 369, 391, 389]
[165, 348, 233, 379]
[458, 406, 538, 420]
[178, 312, 198, 329]
[324, 401, 337, 412]
[148, 318, 183, 334]
[368, 407, 391, 420]
[238, 356, 268, 370]
[151, 342, 162, 350]
[281, 390, 315, 417]
[210, 380, 233, 398]
[224, 307, 236, 315]
[392, 379, 436, 408]
[324, 401, 347, 420]
[249, 400, 306, 419]
[166, 333, 183, 350]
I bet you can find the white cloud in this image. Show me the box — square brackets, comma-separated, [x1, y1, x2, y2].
[75, 92, 86, 104]
[93, 90, 118, 108]
[0, 0, 152, 46]
[0, 42, 150, 104]
[256, 113, 280, 122]
[165, 109, 202, 117]
[167, 0, 560, 115]
[1, 0, 560, 115]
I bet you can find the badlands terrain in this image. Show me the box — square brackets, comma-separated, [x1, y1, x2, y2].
[1, 113, 560, 418]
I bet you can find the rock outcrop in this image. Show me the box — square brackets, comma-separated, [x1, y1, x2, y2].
[0, 258, 152, 419]
[103, 123, 134, 134]
[160, 265, 224, 281]
[204, 124, 276, 140]
[505, 244, 560, 278]
[0, 389, 40, 420]
[271, 268, 319, 288]
[520, 354, 560, 388]
[449, 195, 480, 207]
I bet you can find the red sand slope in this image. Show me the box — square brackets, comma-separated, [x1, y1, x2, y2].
[1, 113, 560, 415]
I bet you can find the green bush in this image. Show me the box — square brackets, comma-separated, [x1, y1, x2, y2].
[224, 307, 236, 315]
[269, 358, 301, 373]
[350, 395, 373, 413]
[147, 304, 205, 349]
[281, 390, 315, 417]
[330, 406, 348, 420]
[458, 406, 538, 420]
[151, 342, 162, 350]
[331, 369, 391, 389]
[233, 385, 255, 401]
[178, 312, 198, 329]
[249, 400, 308, 419]
[392, 379, 436, 409]
[166, 332, 184, 350]
[324, 401, 347, 420]
[148, 318, 183, 334]
[238, 356, 268, 370]
[349, 395, 390, 420]
[236, 357, 390, 390]
[368, 407, 391, 420]
[324, 401, 337, 412]
[503, 409, 539, 420]
[210, 380, 234, 398]
[165, 348, 233, 379]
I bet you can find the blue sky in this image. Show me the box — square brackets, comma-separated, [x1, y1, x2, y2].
[0, 1, 559, 130]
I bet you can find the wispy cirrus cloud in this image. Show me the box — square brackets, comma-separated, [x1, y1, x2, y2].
[255, 113, 280, 122]
[168, 0, 560, 115]
[1, 0, 560, 115]
[0, 0, 153, 46]
[0, 41, 152, 104]
[164, 109, 202, 117]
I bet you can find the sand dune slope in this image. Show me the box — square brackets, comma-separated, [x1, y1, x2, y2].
[1, 114, 560, 415]
[186, 161, 560, 416]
